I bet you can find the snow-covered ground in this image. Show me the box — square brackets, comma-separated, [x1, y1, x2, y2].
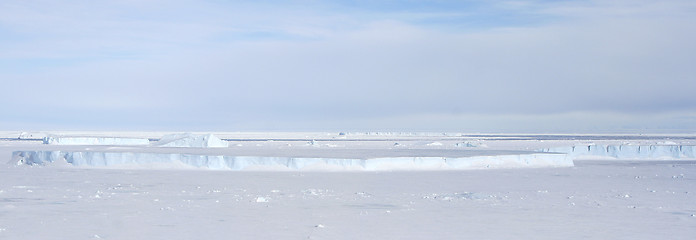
[1, 132, 695, 239]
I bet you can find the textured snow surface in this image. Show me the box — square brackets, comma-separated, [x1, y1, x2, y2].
[152, 133, 228, 148]
[42, 136, 150, 146]
[541, 145, 696, 160]
[0, 162, 694, 240]
[11, 151, 572, 170]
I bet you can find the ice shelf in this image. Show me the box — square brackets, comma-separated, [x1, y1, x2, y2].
[10, 151, 572, 170]
[539, 145, 696, 160]
[43, 136, 150, 145]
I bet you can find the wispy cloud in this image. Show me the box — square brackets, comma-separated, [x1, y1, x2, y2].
[1, 0, 694, 132]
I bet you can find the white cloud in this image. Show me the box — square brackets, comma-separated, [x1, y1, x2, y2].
[1, 0, 695, 131]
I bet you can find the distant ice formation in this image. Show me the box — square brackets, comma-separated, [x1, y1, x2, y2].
[426, 142, 443, 146]
[19, 132, 48, 140]
[10, 151, 571, 171]
[341, 132, 464, 137]
[455, 141, 487, 148]
[152, 133, 228, 148]
[39, 133, 229, 147]
[43, 136, 150, 145]
[540, 145, 696, 160]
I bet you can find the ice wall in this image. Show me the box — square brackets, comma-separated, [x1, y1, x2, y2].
[539, 145, 696, 160]
[152, 133, 228, 148]
[10, 151, 572, 171]
[43, 136, 150, 145]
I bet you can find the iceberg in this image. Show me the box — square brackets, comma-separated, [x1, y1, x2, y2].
[539, 144, 696, 160]
[152, 133, 228, 148]
[43, 136, 150, 145]
[10, 151, 572, 171]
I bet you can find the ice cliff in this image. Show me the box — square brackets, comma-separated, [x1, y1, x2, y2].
[539, 144, 696, 160]
[10, 151, 571, 171]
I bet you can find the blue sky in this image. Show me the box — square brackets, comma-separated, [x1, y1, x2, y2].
[1, 0, 695, 132]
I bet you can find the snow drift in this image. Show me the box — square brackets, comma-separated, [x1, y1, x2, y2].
[152, 133, 228, 148]
[539, 144, 696, 160]
[10, 151, 572, 171]
[43, 136, 150, 145]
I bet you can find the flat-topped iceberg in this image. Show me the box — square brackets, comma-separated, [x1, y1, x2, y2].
[10, 151, 572, 171]
[152, 133, 228, 148]
[43, 136, 150, 145]
[539, 144, 696, 160]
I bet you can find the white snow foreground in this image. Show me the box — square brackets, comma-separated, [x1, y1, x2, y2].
[540, 144, 696, 160]
[10, 151, 571, 171]
[43, 136, 150, 145]
[152, 133, 228, 148]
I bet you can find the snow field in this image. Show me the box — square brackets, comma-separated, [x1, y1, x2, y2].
[0, 162, 694, 239]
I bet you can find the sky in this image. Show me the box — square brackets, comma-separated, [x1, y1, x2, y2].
[1, 0, 695, 133]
